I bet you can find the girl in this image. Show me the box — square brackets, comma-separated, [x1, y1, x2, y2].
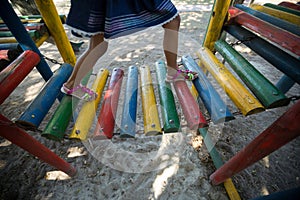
[61, 0, 198, 101]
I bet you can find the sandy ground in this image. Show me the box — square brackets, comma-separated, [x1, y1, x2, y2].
[1, 0, 300, 199]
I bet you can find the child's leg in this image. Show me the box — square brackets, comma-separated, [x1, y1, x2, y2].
[162, 15, 181, 76]
[64, 34, 108, 89]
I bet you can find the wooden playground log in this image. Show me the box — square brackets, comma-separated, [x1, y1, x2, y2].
[0, 50, 40, 104]
[250, 4, 300, 25]
[225, 25, 300, 86]
[69, 69, 109, 141]
[251, 187, 300, 200]
[94, 68, 124, 139]
[174, 80, 208, 130]
[210, 100, 300, 185]
[197, 47, 264, 116]
[155, 61, 180, 133]
[202, 0, 232, 51]
[214, 40, 289, 108]
[264, 3, 300, 16]
[279, 1, 300, 11]
[42, 73, 91, 141]
[228, 7, 300, 56]
[199, 128, 241, 200]
[120, 66, 139, 138]
[139, 66, 162, 136]
[34, 0, 76, 66]
[16, 64, 73, 129]
[0, 0, 53, 81]
[0, 114, 76, 176]
[235, 4, 300, 36]
[181, 55, 234, 123]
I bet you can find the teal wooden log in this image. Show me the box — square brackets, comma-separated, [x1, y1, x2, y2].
[155, 60, 180, 133]
[264, 3, 300, 16]
[120, 66, 139, 138]
[16, 64, 73, 130]
[214, 40, 290, 108]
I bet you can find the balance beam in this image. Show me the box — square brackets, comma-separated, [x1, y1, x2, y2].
[0, 50, 40, 104]
[120, 66, 139, 138]
[139, 66, 162, 135]
[94, 68, 124, 139]
[181, 55, 234, 123]
[197, 47, 264, 116]
[214, 40, 289, 108]
[0, 114, 76, 176]
[210, 100, 300, 185]
[17, 64, 73, 129]
[155, 61, 180, 133]
[69, 69, 109, 141]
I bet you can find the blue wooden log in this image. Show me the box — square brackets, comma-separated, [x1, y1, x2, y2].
[120, 66, 139, 138]
[181, 55, 234, 123]
[276, 75, 296, 94]
[16, 64, 73, 129]
[251, 187, 300, 200]
[0, 43, 19, 50]
[225, 25, 300, 85]
[235, 4, 300, 36]
[0, 0, 53, 81]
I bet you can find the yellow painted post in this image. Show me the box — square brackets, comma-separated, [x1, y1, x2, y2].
[34, 0, 76, 66]
[139, 66, 162, 136]
[203, 0, 232, 51]
[197, 47, 264, 116]
[250, 4, 300, 26]
[69, 69, 109, 140]
[35, 32, 50, 47]
[224, 179, 241, 200]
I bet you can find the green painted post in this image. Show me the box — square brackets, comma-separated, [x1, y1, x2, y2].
[155, 60, 180, 133]
[214, 40, 290, 108]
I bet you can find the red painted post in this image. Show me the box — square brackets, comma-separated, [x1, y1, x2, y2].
[228, 7, 300, 56]
[94, 68, 124, 139]
[0, 50, 40, 104]
[0, 114, 76, 176]
[279, 2, 300, 11]
[210, 100, 300, 185]
[174, 81, 208, 129]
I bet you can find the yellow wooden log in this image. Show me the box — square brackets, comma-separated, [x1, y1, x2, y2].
[224, 179, 242, 200]
[69, 69, 109, 140]
[250, 4, 300, 26]
[34, 0, 76, 66]
[197, 47, 264, 116]
[203, 0, 232, 51]
[35, 32, 50, 47]
[139, 66, 162, 136]
[0, 37, 17, 43]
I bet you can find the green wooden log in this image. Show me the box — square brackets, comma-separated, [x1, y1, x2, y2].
[214, 40, 290, 108]
[155, 60, 180, 133]
[42, 72, 91, 141]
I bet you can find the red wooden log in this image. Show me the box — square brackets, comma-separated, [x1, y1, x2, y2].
[94, 68, 124, 139]
[174, 80, 208, 129]
[279, 1, 300, 11]
[228, 7, 300, 56]
[0, 50, 40, 104]
[210, 100, 300, 185]
[0, 114, 76, 176]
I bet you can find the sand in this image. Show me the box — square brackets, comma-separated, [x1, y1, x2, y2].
[0, 0, 300, 199]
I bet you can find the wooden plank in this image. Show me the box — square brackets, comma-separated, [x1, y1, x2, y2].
[181, 54, 234, 123]
[69, 69, 109, 141]
[94, 68, 124, 139]
[210, 100, 300, 185]
[214, 40, 289, 108]
[250, 4, 300, 25]
[155, 60, 180, 133]
[264, 3, 300, 16]
[228, 7, 300, 56]
[197, 47, 265, 116]
[120, 66, 139, 138]
[139, 65, 162, 136]
[279, 1, 300, 11]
